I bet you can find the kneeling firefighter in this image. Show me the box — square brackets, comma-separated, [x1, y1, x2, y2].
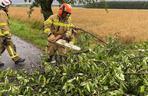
[0, 0, 25, 67]
[44, 3, 77, 63]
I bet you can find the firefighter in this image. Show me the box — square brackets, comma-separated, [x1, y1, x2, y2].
[44, 3, 76, 63]
[0, 0, 25, 67]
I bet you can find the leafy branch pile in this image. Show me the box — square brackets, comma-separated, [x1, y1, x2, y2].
[0, 33, 147, 96]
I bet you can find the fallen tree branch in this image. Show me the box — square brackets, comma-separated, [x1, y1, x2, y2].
[73, 27, 107, 45]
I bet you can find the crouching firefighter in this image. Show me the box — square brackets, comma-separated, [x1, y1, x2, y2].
[0, 0, 25, 67]
[44, 3, 77, 63]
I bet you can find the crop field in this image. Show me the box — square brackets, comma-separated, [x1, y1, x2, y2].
[9, 7, 148, 42]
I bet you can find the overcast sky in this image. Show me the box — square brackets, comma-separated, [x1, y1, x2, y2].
[12, 0, 30, 4]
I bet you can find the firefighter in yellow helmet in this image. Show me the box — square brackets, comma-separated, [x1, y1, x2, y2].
[44, 3, 76, 63]
[0, 0, 25, 67]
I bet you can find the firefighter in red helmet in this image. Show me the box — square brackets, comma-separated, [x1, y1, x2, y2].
[44, 3, 76, 63]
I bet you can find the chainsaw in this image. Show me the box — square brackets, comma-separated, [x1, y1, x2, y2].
[56, 39, 81, 51]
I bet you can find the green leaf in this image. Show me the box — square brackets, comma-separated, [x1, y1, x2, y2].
[140, 86, 145, 93]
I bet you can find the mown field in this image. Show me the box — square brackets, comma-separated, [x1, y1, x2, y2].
[9, 7, 148, 42]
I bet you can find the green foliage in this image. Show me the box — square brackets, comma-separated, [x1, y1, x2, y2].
[0, 31, 147, 95]
[85, 1, 148, 9]
[24, 0, 106, 20]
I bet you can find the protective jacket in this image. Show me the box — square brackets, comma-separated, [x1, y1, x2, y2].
[0, 9, 20, 61]
[44, 14, 76, 56]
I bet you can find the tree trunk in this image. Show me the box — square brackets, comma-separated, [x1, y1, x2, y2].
[39, 0, 53, 20]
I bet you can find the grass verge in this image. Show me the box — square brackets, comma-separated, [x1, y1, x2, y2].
[10, 18, 47, 50]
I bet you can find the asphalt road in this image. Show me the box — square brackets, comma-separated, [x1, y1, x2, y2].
[0, 36, 43, 72]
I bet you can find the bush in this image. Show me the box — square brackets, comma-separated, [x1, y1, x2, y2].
[85, 1, 148, 9]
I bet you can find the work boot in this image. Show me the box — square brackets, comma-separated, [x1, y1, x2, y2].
[56, 55, 67, 64]
[0, 61, 4, 67]
[15, 58, 25, 65]
[46, 57, 52, 62]
[46, 55, 55, 63]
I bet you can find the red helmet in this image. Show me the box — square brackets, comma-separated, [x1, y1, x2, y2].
[58, 3, 72, 17]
